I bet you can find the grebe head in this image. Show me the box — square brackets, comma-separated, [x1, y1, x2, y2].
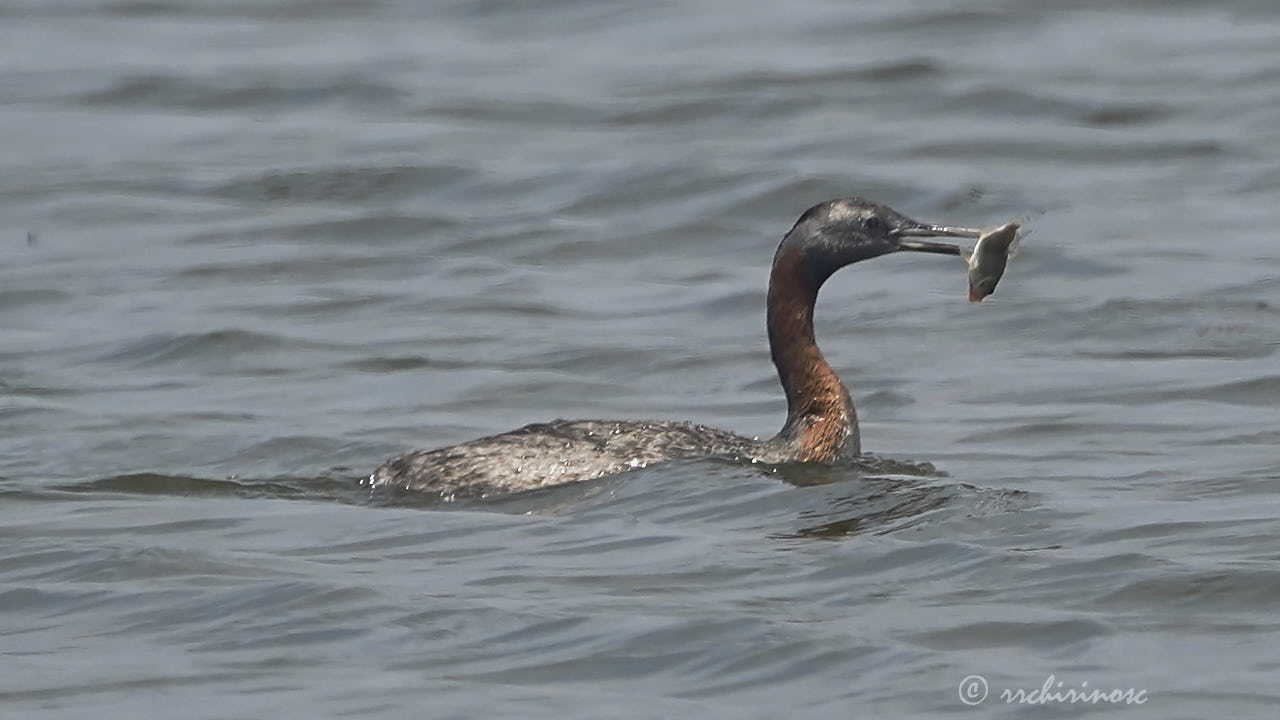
[778, 197, 984, 282]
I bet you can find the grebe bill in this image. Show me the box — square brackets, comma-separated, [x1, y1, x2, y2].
[367, 197, 984, 498]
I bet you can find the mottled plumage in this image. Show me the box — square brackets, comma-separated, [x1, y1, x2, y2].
[369, 419, 781, 498]
[368, 198, 985, 498]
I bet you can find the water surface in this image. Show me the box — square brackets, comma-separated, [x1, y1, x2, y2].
[3, 1, 1280, 717]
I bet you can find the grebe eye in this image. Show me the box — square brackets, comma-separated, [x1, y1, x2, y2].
[864, 216, 886, 233]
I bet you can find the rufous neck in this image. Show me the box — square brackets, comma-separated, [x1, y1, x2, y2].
[765, 245, 859, 460]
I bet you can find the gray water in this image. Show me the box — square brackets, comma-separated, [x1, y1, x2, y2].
[3, 0, 1280, 717]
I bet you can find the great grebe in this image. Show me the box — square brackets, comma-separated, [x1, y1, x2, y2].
[367, 197, 986, 498]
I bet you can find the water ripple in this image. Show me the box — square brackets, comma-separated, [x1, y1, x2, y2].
[5, 1, 1280, 717]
